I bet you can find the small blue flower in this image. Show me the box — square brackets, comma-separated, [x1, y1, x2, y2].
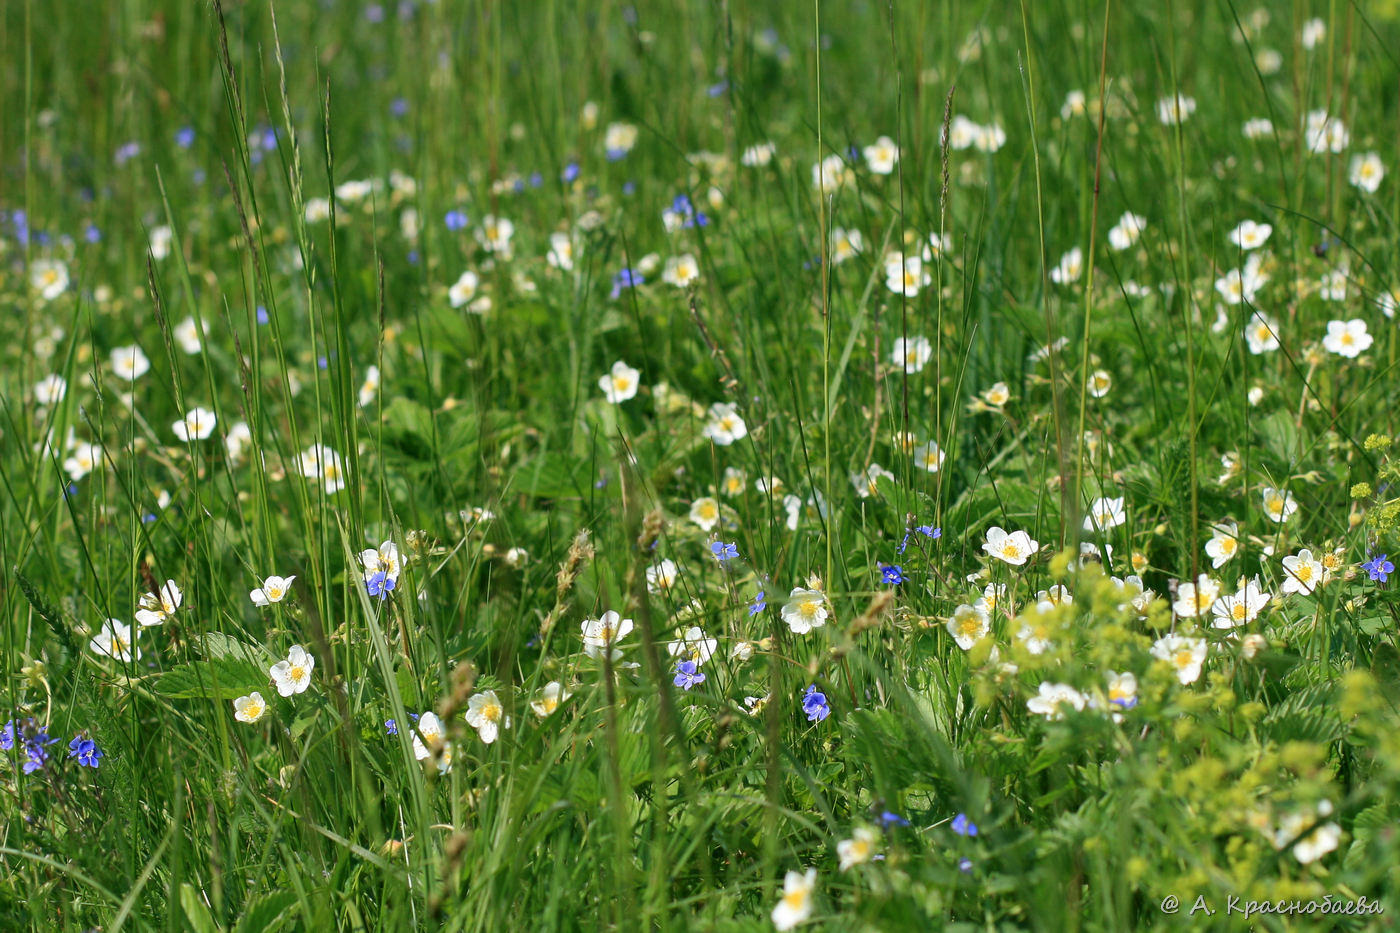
[622, 180, 636, 196]
[606, 147, 628, 161]
[83, 223, 101, 244]
[958, 857, 973, 873]
[880, 564, 905, 586]
[175, 126, 196, 149]
[317, 356, 328, 370]
[950, 813, 978, 837]
[610, 268, 644, 299]
[1362, 554, 1394, 583]
[562, 162, 580, 183]
[917, 525, 941, 539]
[711, 541, 739, 562]
[748, 591, 767, 615]
[256, 306, 269, 325]
[391, 98, 409, 118]
[528, 171, 544, 188]
[114, 142, 141, 165]
[673, 659, 706, 690]
[367, 571, 397, 600]
[802, 684, 830, 723]
[0, 721, 14, 752]
[707, 81, 728, 97]
[879, 810, 911, 827]
[142, 512, 157, 524]
[445, 210, 468, 231]
[385, 719, 398, 735]
[67, 735, 102, 769]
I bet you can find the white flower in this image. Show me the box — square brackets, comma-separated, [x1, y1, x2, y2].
[251, 575, 295, 607]
[946, 603, 990, 650]
[1086, 370, 1112, 398]
[1215, 266, 1265, 305]
[1244, 312, 1281, 354]
[1319, 267, 1348, 302]
[946, 115, 979, 150]
[829, 228, 863, 265]
[1151, 634, 1207, 684]
[90, 619, 140, 662]
[741, 141, 776, 167]
[599, 361, 640, 404]
[111, 345, 151, 381]
[582, 610, 633, 660]
[1305, 110, 1348, 153]
[721, 467, 747, 497]
[1157, 94, 1196, 125]
[1322, 319, 1371, 358]
[1061, 90, 1086, 119]
[982, 526, 1040, 566]
[1228, 220, 1272, 251]
[34, 374, 67, 406]
[1301, 17, 1326, 50]
[666, 626, 718, 665]
[812, 154, 851, 192]
[1050, 247, 1083, 285]
[646, 560, 679, 594]
[63, 442, 103, 481]
[360, 541, 403, 583]
[530, 681, 571, 718]
[771, 868, 817, 931]
[136, 580, 183, 626]
[476, 216, 515, 256]
[863, 135, 899, 174]
[448, 271, 480, 308]
[359, 366, 380, 408]
[702, 403, 748, 446]
[335, 179, 375, 204]
[30, 259, 70, 301]
[174, 316, 206, 354]
[1204, 522, 1240, 568]
[270, 645, 315, 696]
[850, 463, 894, 499]
[173, 407, 217, 442]
[974, 123, 1006, 153]
[411, 712, 453, 774]
[546, 232, 576, 270]
[662, 254, 701, 288]
[304, 198, 331, 223]
[1083, 496, 1126, 532]
[1349, 152, 1384, 193]
[923, 232, 952, 260]
[1107, 212, 1146, 251]
[781, 587, 828, 634]
[1212, 579, 1271, 629]
[1106, 671, 1137, 715]
[1281, 548, 1324, 595]
[465, 690, 510, 744]
[1172, 574, 1220, 618]
[913, 441, 945, 473]
[233, 692, 268, 723]
[1027, 682, 1087, 719]
[884, 254, 930, 297]
[689, 497, 721, 531]
[891, 336, 932, 374]
[837, 827, 878, 870]
[1261, 486, 1297, 523]
[604, 122, 639, 157]
[1242, 118, 1275, 139]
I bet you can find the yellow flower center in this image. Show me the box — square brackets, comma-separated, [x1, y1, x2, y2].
[481, 702, 502, 723]
[782, 889, 808, 910]
[958, 617, 981, 637]
[1220, 538, 1236, 554]
[1174, 650, 1194, 668]
[1341, 333, 1355, 346]
[289, 665, 306, 682]
[539, 697, 558, 714]
[613, 376, 632, 393]
[42, 270, 58, 286]
[1002, 543, 1020, 559]
[1295, 564, 1313, 582]
[799, 600, 819, 619]
[1232, 603, 1247, 621]
[267, 586, 283, 600]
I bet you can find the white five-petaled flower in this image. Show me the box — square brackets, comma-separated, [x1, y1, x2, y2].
[465, 690, 510, 744]
[1215, 266, 1266, 305]
[530, 681, 571, 718]
[1305, 110, 1348, 153]
[1212, 579, 1271, 629]
[662, 254, 701, 288]
[599, 361, 640, 404]
[174, 316, 206, 355]
[582, 610, 633, 660]
[448, 271, 480, 308]
[741, 141, 776, 167]
[837, 827, 879, 871]
[891, 336, 932, 374]
[1204, 522, 1240, 568]
[983, 526, 1040, 566]
[34, 374, 67, 406]
[359, 366, 380, 408]
[771, 868, 817, 931]
[1322, 319, 1371, 358]
[1349, 152, 1384, 193]
[688, 496, 721, 531]
[63, 442, 103, 481]
[360, 540, 403, 584]
[1244, 312, 1281, 355]
[667, 626, 718, 665]
[1157, 94, 1196, 125]
[546, 231, 576, 270]
[1301, 17, 1326, 49]
[646, 559, 679, 594]
[946, 603, 990, 650]
[1261, 486, 1297, 524]
[1228, 220, 1272, 251]
[781, 587, 828, 634]
[111, 345, 151, 381]
[812, 154, 851, 192]
[1281, 548, 1324, 596]
[1027, 682, 1087, 719]
[173, 407, 217, 442]
[1107, 212, 1146, 251]
[604, 122, 638, 157]
[136, 579, 183, 626]
[829, 228, 863, 264]
[269, 645, 315, 696]
[863, 135, 899, 174]
[298, 444, 347, 495]
[476, 215, 515, 256]
[1083, 496, 1126, 532]
[914, 441, 945, 473]
[1172, 574, 1220, 618]
[884, 254, 930, 297]
[1050, 247, 1083, 285]
[233, 692, 268, 723]
[1086, 370, 1113, 398]
[1151, 634, 1207, 685]
[90, 619, 140, 662]
[702, 403, 748, 446]
[31, 259, 70, 301]
[251, 575, 296, 607]
[411, 711, 453, 774]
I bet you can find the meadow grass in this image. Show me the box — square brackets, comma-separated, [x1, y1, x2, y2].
[3, 0, 1400, 929]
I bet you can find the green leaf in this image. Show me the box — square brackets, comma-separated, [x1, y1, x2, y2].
[157, 659, 268, 701]
[233, 891, 298, 933]
[180, 883, 221, 933]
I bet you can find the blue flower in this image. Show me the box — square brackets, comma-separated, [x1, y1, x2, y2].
[175, 126, 196, 149]
[950, 813, 978, 837]
[385, 719, 398, 735]
[917, 525, 941, 539]
[562, 162, 580, 183]
[142, 512, 157, 524]
[67, 735, 102, 769]
[256, 306, 269, 325]
[802, 685, 830, 722]
[707, 81, 729, 97]
[748, 591, 767, 615]
[83, 223, 101, 244]
[444, 210, 468, 231]
[367, 571, 397, 600]
[610, 268, 644, 299]
[1362, 554, 1394, 583]
[958, 857, 973, 873]
[880, 564, 905, 585]
[0, 721, 14, 752]
[667, 194, 708, 229]
[879, 810, 911, 827]
[673, 660, 706, 690]
[391, 98, 409, 118]
[622, 180, 636, 196]
[13, 721, 57, 774]
[711, 541, 739, 562]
